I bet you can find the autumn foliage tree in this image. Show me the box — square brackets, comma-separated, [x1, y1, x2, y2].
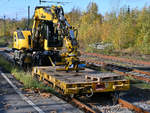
[66, 2, 150, 54]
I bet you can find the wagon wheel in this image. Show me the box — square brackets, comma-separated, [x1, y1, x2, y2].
[112, 92, 120, 105]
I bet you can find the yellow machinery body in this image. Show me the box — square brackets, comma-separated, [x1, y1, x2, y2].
[13, 30, 32, 50]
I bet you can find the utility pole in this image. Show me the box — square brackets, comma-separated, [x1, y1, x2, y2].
[3, 15, 6, 36]
[16, 13, 18, 21]
[128, 5, 130, 14]
[27, 5, 30, 29]
[39, 0, 42, 4]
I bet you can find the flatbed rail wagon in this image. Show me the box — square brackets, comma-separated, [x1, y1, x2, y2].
[32, 66, 130, 96]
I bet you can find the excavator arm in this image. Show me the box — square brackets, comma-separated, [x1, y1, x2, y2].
[56, 17, 83, 72]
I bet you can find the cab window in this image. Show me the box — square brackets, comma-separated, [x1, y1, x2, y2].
[14, 34, 17, 41]
[17, 31, 25, 39]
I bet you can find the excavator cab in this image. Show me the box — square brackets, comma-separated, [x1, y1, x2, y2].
[13, 30, 32, 50]
[32, 6, 64, 51]
[12, 29, 33, 67]
[40, 21, 63, 49]
[32, 20, 63, 51]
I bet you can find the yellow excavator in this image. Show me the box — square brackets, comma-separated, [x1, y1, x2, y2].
[12, 5, 84, 72]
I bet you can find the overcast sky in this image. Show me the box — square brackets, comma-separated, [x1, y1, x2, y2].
[0, 0, 150, 20]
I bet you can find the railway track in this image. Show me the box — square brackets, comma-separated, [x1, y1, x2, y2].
[81, 52, 150, 66]
[0, 47, 150, 113]
[73, 92, 150, 113]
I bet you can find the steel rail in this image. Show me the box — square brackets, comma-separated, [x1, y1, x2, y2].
[118, 98, 150, 113]
[133, 69, 150, 77]
[71, 98, 100, 113]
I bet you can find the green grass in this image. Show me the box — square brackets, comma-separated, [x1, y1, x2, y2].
[0, 36, 7, 46]
[125, 76, 150, 89]
[0, 36, 13, 48]
[0, 55, 12, 71]
[0, 55, 54, 92]
[131, 83, 150, 89]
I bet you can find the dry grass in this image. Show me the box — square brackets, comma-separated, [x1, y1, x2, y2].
[0, 55, 54, 92]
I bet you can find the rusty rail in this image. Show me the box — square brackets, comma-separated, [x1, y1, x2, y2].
[71, 98, 100, 113]
[118, 98, 149, 113]
[133, 69, 150, 77]
[81, 52, 150, 66]
[113, 69, 150, 83]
